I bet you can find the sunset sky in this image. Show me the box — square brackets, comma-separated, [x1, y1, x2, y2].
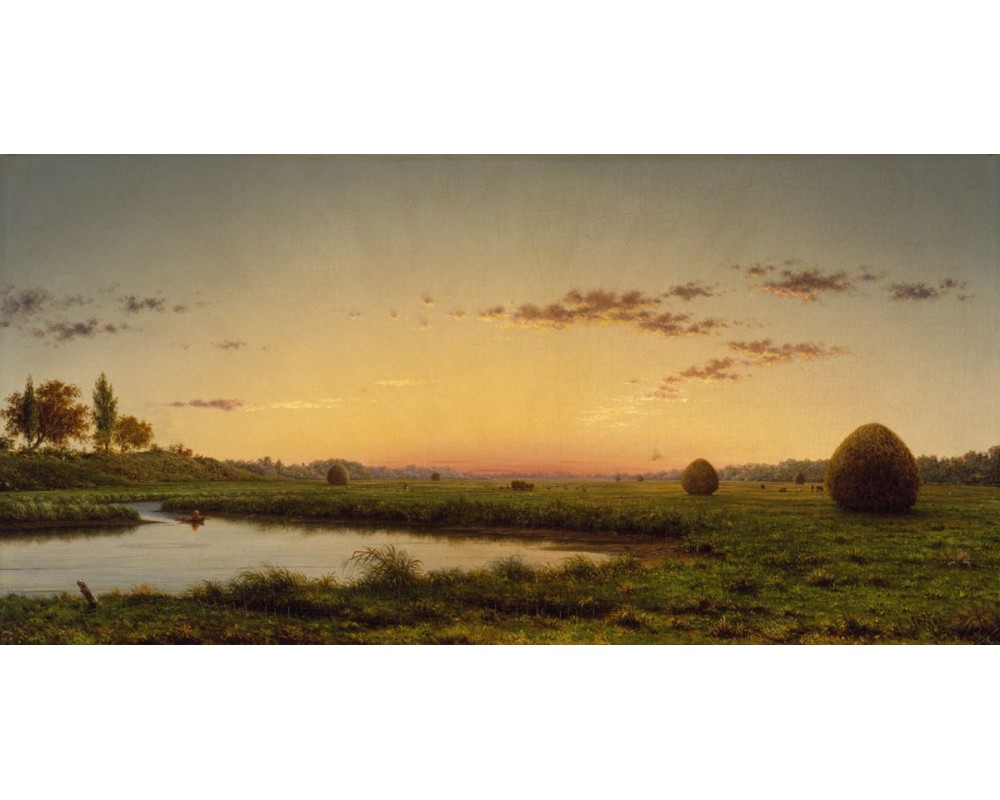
[1, 155, 996, 473]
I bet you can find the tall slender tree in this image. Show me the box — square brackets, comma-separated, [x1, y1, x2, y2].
[91, 373, 118, 453]
[3, 376, 42, 450]
[19, 376, 40, 450]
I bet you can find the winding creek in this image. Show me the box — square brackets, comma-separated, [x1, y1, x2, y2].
[0, 501, 611, 596]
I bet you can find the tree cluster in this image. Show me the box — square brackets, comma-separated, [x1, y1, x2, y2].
[225, 456, 373, 481]
[2, 375, 155, 454]
[916, 448, 1000, 487]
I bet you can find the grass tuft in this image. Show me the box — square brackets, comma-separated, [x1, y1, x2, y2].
[805, 569, 836, 588]
[348, 545, 423, 590]
[488, 555, 535, 582]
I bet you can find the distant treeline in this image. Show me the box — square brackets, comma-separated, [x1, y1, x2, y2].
[228, 447, 1000, 487]
[717, 459, 828, 483]
[717, 447, 1000, 487]
[223, 457, 477, 482]
[226, 445, 1000, 486]
[915, 448, 1000, 487]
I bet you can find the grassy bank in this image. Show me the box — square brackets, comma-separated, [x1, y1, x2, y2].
[159, 485, 702, 537]
[0, 451, 261, 490]
[3, 482, 999, 643]
[0, 497, 140, 527]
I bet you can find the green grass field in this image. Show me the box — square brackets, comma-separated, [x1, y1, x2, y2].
[2, 479, 999, 643]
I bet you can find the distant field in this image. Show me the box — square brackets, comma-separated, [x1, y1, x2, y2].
[3, 479, 999, 643]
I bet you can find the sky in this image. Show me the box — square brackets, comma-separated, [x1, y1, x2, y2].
[0, 155, 996, 473]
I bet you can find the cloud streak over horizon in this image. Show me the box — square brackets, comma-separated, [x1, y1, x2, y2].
[888, 278, 971, 301]
[755, 267, 855, 302]
[169, 398, 246, 411]
[648, 339, 850, 400]
[479, 288, 728, 338]
[728, 339, 850, 365]
[33, 318, 128, 342]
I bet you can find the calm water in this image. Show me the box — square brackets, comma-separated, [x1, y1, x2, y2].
[0, 502, 609, 596]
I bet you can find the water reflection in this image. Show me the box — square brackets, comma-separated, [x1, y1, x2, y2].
[0, 501, 609, 596]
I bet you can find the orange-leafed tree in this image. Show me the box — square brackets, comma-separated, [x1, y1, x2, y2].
[113, 415, 154, 452]
[3, 379, 90, 450]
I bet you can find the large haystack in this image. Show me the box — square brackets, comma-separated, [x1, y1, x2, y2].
[826, 423, 920, 512]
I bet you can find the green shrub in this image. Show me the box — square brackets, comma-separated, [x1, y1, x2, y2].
[825, 423, 920, 512]
[681, 458, 719, 496]
[794, 472, 806, 485]
[326, 463, 350, 486]
[430, 471, 441, 482]
[510, 479, 534, 491]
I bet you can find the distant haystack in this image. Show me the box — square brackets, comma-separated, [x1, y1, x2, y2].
[681, 459, 719, 496]
[326, 463, 350, 486]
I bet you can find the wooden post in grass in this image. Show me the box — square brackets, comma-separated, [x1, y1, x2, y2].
[77, 580, 98, 611]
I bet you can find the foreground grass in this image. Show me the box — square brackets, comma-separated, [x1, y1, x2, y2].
[3, 483, 999, 643]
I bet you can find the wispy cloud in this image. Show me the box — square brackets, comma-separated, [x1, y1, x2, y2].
[242, 398, 344, 412]
[121, 295, 166, 314]
[479, 288, 727, 338]
[636, 314, 728, 337]
[857, 268, 885, 284]
[2, 288, 54, 319]
[214, 340, 247, 350]
[376, 379, 426, 387]
[756, 268, 854, 302]
[738, 263, 776, 279]
[888, 278, 970, 301]
[649, 357, 742, 400]
[422, 293, 435, 307]
[646, 339, 849, 401]
[448, 310, 467, 320]
[2, 288, 91, 319]
[478, 305, 507, 321]
[728, 339, 850, 365]
[169, 398, 246, 411]
[33, 318, 127, 342]
[664, 281, 717, 301]
[580, 395, 651, 427]
[888, 282, 937, 301]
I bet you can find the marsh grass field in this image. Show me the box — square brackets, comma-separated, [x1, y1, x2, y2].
[3, 479, 999, 644]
